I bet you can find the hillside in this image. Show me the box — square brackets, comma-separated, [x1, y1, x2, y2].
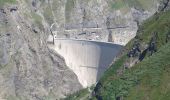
[64, 10, 170, 100]
[93, 10, 170, 100]
[0, 0, 170, 100]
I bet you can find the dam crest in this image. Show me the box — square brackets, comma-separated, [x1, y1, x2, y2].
[47, 37, 123, 87]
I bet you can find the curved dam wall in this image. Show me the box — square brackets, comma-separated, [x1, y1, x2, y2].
[48, 39, 123, 87]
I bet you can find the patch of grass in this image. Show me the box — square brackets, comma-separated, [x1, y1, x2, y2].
[43, 6, 54, 25]
[7, 95, 20, 100]
[126, 43, 170, 100]
[98, 42, 170, 100]
[110, 0, 126, 10]
[65, 0, 75, 23]
[43, 91, 56, 100]
[109, 0, 159, 11]
[63, 88, 90, 100]
[125, 0, 160, 11]
[137, 11, 170, 47]
[100, 55, 127, 83]
[31, 12, 43, 29]
[0, 0, 16, 7]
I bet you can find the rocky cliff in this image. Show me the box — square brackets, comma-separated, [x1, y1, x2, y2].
[23, 0, 161, 45]
[0, 1, 82, 100]
[0, 0, 166, 99]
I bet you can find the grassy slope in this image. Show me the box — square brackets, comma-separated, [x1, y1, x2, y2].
[0, 0, 16, 7]
[99, 42, 170, 100]
[96, 11, 170, 100]
[109, 0, 160, 11]
[126, 45, 170, 100]
[62, 88, 90, 100]
[65, 0, 75, 23]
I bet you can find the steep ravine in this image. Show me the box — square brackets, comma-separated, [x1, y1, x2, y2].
[0, 0, 168, 100]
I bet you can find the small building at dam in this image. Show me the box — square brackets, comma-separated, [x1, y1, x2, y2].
[47, 37, 123, 87]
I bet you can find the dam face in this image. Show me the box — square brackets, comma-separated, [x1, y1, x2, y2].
[48, 39, 122, 87]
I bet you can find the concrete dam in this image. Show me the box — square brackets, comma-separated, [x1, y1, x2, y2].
[47, 38, 123, 87]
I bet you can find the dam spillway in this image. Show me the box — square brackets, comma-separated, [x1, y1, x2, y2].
[48, 38, 123, 87]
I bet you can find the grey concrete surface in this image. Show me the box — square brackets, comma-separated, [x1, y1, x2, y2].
[48, 38, 123, 87]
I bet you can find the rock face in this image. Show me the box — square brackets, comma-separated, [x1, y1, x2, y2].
[22, 0, 161, 45]
[0, 3, 82, 100]
[0, 0, 167, 99]
[159, 0, 170, 11]
[52, 0, 160, 45]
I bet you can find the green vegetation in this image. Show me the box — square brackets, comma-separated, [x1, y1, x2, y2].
[0, 0, 16, 7]
[125, 0, 143, 10]
[7, 95, 20, 100]
[31, 12, 43, 29]
[43, 6, 54, 25]
[110, 0, 161, 11]
[63, 88, 90, 100]
[137, 11, 170, 47]
[95, 11, 170, 100]
[65, 0, 75, 23]
[110, 0, 127, 10]
[43, 91, 57, 100]
[100, 55, 127, 83]
[98, 43, 170, 100]
[64, 10, 170, 100]
[124, 0, 161, 11]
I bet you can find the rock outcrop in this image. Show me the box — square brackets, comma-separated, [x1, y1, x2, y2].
[158, 0, 170, 11]
[0, 0, 168, 99]
[0, 3, 82, 100]
[23, 0, 161, 45]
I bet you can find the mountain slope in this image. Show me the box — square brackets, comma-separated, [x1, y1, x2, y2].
[0, 0, 169, 100]
[63, 10, 170, 100]
[93, 10, 170, 100]
[126, 43, 170, 99]
[0, 1, 82, 100]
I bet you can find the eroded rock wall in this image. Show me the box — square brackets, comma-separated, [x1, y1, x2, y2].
[0, 1, 82, 100]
